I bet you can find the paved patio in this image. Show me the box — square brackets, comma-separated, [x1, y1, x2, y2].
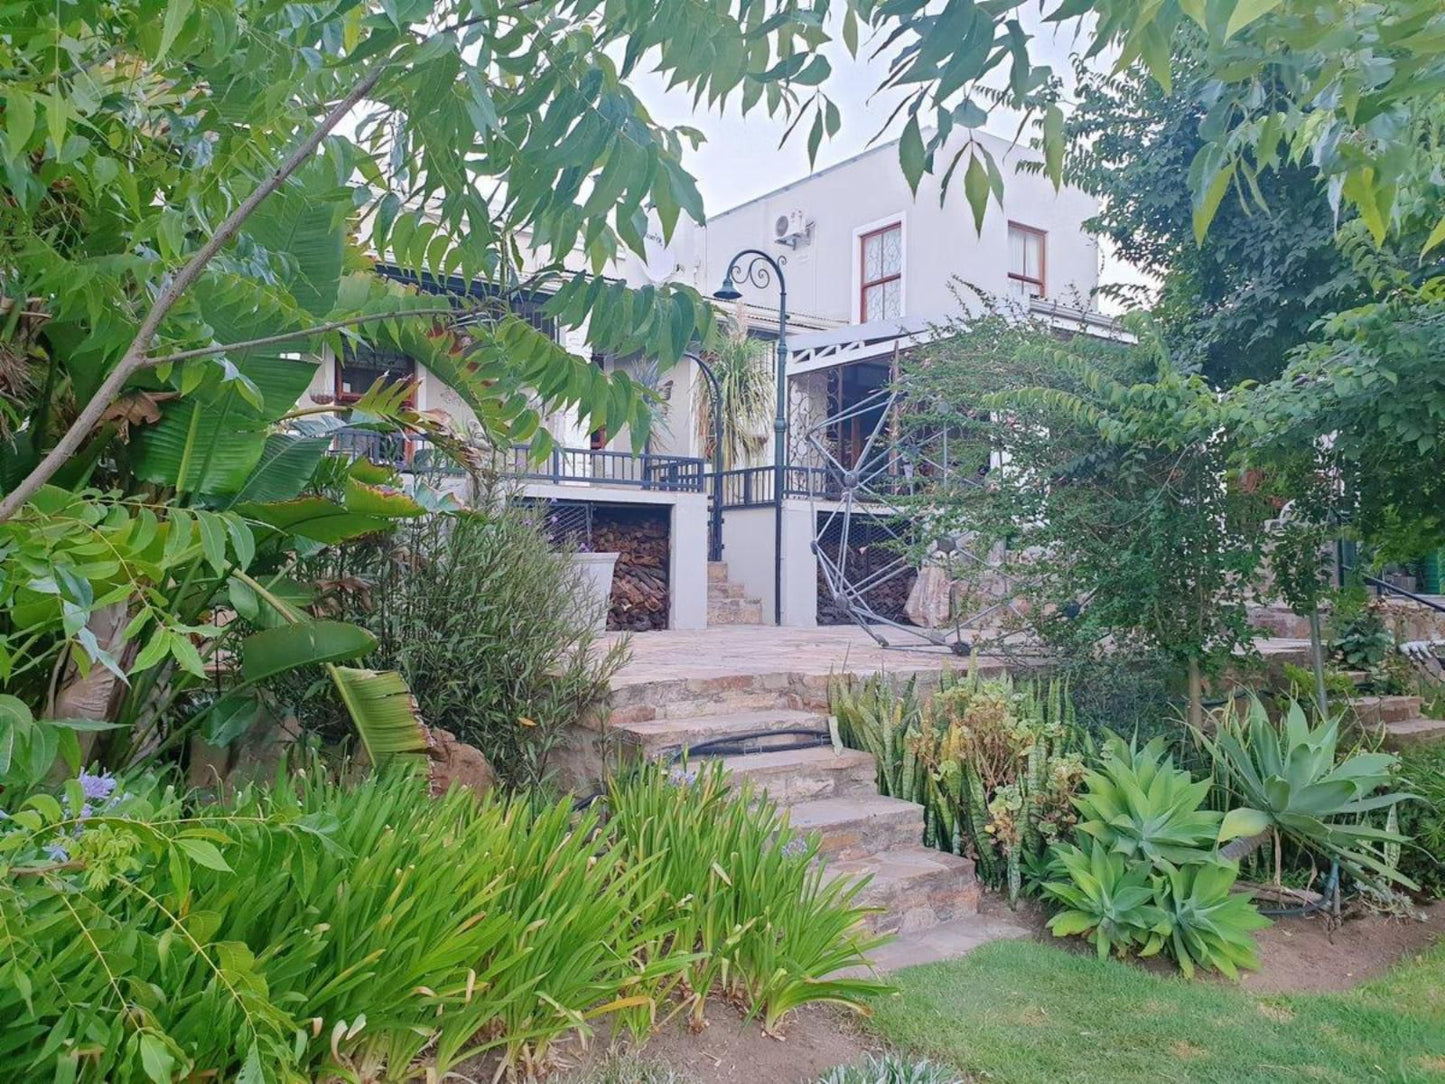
[606, 624, 1314, 689]
[607, 624, 1022, 688]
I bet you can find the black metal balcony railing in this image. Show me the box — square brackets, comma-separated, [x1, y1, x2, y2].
[504, 444, 706, 493]
[327, 429, 934, 508]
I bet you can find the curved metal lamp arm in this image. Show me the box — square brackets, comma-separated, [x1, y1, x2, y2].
[684, 350, 725, 563]
[720, 249, 788, 297]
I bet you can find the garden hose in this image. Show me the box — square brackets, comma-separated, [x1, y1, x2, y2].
[1254, 860, 1341, 918]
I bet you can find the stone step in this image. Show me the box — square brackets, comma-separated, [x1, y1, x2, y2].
[606, 673, 832, 722]
[720, 746, 876, 802]
[707, 561, 729, 582]
[833, 914, 1033, 976]
[1383, 717, 1445, 750]
[707, 595, 762, 613]
[786, 794, 924, 862]
[708, 581, 747, 600]
[1348, 695, 1423, 726]
[707, 600, 764, 626]
[830, 847, 981, 935]
[612, 708, 829, 757]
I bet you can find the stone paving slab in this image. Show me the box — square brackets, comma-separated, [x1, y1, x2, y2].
[838, 914, 1034, 976]
[605, 625, 998, 687]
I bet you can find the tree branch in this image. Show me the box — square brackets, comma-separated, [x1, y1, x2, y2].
[140, 308, 462, 368]
[0, 62, 387, 524]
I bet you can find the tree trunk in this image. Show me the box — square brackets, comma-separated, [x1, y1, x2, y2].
[1187, 656, 1204, 732]
[1308, 607, 1329, 717]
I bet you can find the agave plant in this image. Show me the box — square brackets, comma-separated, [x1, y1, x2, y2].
[1043, 840, 1171, 960]
[1197, 695, 1416, 889]
[1073, 735, 1253, 865]
[1151, 860, 1271, 979]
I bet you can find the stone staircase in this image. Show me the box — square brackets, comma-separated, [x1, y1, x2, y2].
[1347, 694, 1445, 749]
[706, 561, 764, 626]
[605, 671, 982, 937]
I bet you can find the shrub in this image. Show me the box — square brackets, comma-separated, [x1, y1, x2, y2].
[0, 763, 885, 1081]
[1396, 743, 1445, 899]
[1073, 735, 1257, 865]
[1043, 738, 1270, 977]
[1044, 841, 1170, 961]
[291, 496, 628, 789]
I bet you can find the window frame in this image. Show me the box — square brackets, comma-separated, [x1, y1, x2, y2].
[333, 341, 417, 405]
[1007, 221, 1047, 299]
[858, 221, 903, 323]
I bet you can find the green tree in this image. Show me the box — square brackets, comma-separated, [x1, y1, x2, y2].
[903, 307, 1268, 728]
[1064, 45, 1372, 386]
[694, 328, 774, 470]
[0, 0, 834, 775]
[848, 0, 1445, 254]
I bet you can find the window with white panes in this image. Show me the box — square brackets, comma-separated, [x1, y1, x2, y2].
[1007, 222, 1046, 299]
[859, 223, 902, 322]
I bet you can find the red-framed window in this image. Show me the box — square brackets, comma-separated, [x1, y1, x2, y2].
[1007, 222, 1046, 300]
[859, 222, 902, 322]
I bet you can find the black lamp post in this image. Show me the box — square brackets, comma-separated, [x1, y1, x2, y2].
[683, 351, 725, 564]
[714, 250, 788, 625]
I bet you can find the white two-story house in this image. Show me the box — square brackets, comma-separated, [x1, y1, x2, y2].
[307, 129, 1113, 633]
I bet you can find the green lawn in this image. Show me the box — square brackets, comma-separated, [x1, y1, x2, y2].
[863, 938, 1445, 1084]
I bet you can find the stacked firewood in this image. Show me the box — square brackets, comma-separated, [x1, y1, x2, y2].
[815, 534, 918, 626]
[593, 508, 670, 632]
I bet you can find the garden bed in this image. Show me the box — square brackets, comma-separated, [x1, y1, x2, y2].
[986, 893, 1443, 994]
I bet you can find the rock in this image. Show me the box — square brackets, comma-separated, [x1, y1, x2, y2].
[427, 727, 498, 797]
[905, 562, 954, 628]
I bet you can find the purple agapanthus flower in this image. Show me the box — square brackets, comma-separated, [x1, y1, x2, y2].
[667, 765, 699, 787]
[78, 770, 117, 803]
[781, 837, 809, 858]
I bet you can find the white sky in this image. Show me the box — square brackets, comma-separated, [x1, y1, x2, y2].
[630, 10, 1153, 311]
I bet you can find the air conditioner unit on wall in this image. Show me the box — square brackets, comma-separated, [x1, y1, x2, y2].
[773, 209, 811, 248]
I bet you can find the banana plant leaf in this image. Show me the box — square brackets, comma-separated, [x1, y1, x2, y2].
[241, 620, 378, 683]
[328, 666, 432, 769]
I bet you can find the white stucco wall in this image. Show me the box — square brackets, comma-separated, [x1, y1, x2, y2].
[668, 129, 1100, 326]
[719, 501, 817, 627]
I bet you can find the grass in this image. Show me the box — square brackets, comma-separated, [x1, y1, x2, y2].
[863, 938, 1445, 1083]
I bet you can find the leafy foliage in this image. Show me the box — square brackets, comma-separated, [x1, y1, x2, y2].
[606, 760, 889, 1032]
[1395, 743, 1445, 900]
[1044, 841, 1171, 961]
[832, 671, 1086, 903]
[816, 1054, 963, 1084]
[1239, 293, 1445, 560]
[1043, 732, 1272, 977]
[279, 494, 627, 789]
[1064, 40, 1371, 386]
[694, 328, 774, 471]
[1150, 859, 1271, 979]
[0, 762, 885, 1081]
[1073, 735, 1254, 866]
[902, 309, 1269, 725]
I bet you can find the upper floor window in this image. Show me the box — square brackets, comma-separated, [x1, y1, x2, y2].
[1007, 222, 1046, 299]
[336, 341, 415, 403]
[859, 222, 902, 322]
